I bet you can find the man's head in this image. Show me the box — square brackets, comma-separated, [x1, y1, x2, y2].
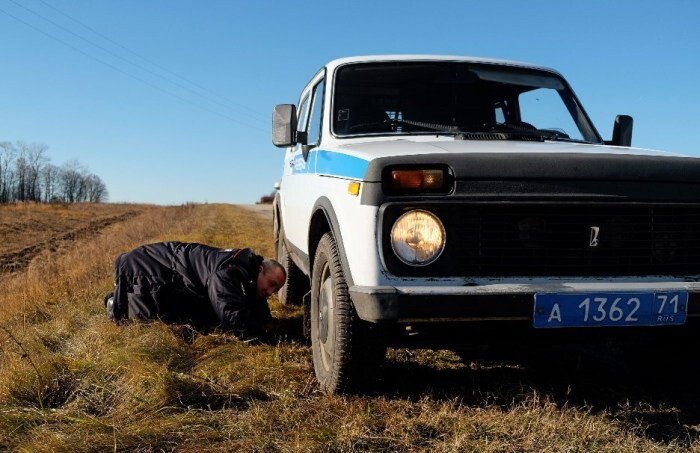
[257, 259, 286, 298]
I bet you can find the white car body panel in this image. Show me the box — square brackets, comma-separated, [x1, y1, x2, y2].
[274, 54, 699, 324]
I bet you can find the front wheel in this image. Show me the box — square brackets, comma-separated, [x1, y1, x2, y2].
[310, 232, 386, 393]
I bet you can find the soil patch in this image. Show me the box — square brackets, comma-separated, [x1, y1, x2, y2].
[0, 203, 143, 275]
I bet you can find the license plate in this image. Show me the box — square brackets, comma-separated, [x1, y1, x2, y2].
[533, 291, 688, 328]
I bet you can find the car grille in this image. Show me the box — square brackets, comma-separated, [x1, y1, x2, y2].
[382, 203, 700, 277]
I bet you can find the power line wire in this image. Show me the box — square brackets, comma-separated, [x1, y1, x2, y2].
[35, 0, 267, 122]
[9, 0, 267, 124]
[0, 6, 266, 132]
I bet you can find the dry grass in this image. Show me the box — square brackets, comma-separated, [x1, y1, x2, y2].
[0, 202, 699, 451]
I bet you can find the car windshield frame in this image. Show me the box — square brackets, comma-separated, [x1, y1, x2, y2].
[330, 61, 602, 143]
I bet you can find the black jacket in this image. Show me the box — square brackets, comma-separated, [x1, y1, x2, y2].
[112, 242, 271, 338]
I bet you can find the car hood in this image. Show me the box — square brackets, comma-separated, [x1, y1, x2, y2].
[306, 137, 699, 187]
[334, 137, 686, 161]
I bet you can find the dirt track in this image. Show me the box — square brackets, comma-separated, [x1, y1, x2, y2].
[0, 204, 270, 276]
[0, 205, 142, 275]
[0, 212, 140, 274]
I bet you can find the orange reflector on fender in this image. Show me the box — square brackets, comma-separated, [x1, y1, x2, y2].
[348, 182, 361, 196]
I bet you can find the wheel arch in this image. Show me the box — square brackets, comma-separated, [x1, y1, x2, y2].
[309, 197, 355, 288]
[272, 190, 282, 239]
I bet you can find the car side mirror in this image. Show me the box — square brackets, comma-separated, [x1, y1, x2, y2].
[272, 104, 297, 147]
[607, 115, 633, 147]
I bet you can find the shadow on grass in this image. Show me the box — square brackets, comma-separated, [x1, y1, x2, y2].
[171, 310, 699, 445]
[378, 341, 700, 446]
[268, 311, 700, 445]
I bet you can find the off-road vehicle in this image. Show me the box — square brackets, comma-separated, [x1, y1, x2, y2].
[272, 55, 700, 393]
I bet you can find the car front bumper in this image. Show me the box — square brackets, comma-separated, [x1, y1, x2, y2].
[350, 282, 700, 323]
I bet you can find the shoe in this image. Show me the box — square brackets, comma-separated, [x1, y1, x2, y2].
[104, 292, 116, 321]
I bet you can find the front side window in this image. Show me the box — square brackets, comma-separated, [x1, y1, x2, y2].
[519, 88, 584, 141]
[332, 62, 600, 143]
[307, 79, 325, 146]
[297, 95, 310, 134]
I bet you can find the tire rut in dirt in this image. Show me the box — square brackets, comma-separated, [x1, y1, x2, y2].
[0, 211, 140, 275]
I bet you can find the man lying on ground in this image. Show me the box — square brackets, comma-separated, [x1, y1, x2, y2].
[104, 241, 286, 340]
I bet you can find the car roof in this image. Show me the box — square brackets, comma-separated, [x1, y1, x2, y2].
[324, 55, 559, 75]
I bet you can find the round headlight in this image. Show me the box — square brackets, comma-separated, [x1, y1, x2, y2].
[390, 209, 446, 266]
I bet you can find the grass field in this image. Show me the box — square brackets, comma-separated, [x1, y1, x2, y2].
[1, 202, 699, 451]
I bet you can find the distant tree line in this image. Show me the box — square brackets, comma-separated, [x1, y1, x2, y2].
[0, 141, 107, 203]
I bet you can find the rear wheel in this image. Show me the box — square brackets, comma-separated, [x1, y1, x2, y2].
[311, 232, 386, 393]
[276, 227, 307, 306]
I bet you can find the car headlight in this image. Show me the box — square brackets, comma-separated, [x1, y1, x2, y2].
[390, 209, 445, 266]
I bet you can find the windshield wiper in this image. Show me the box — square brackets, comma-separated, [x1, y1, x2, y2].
[396, 119, 546, 141]
[481, 122, 595, 144]
[390, 118, 458, 133]
[542, 134, 594, 144]
[348, 118, 593, 143]
[480, 122, 546, 139]
[349, 118, 466, 136]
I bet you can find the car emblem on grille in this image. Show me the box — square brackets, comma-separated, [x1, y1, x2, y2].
[589, 226, 600, 247]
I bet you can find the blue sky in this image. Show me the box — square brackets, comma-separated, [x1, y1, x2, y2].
[1, 0, 698, 205]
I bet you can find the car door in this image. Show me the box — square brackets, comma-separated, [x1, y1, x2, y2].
[280, 72, 325, 259]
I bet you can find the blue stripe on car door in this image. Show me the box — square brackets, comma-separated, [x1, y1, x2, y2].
[315, 150, 368, 180]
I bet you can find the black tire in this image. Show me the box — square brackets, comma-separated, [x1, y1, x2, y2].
[276, 227, 308, 306]
[310, 232, 386, 393]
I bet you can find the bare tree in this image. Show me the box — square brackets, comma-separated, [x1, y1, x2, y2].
[57, 159, 85, 203]
[22, 142, 48, 202]
[41, 163, 60, 203]
[14, 153, 28, 202]
[0, 142, 16, 203]
[84, 173, 108, 202]
[0, 141, 108, 204]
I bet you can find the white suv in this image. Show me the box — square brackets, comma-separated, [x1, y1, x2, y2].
[272, 55, 700, 393]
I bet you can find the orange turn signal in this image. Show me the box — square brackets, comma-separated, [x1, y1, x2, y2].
[391, 169, 444, 190]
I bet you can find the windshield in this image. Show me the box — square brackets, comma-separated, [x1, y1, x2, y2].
[332, 62, 601, 143]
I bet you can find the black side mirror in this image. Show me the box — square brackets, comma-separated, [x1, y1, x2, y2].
[272, 104, 297, 147]
[607, 115, 633, 147]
